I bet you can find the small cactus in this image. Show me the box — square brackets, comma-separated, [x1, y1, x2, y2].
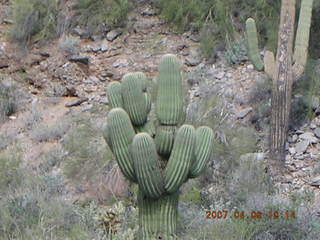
[246, 18, 264, 71]
[104, 54, 214, 239]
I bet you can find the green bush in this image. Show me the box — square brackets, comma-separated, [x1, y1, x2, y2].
[0, 149, 22, 194]
[10, 0, 59, 45]
[159, 0, 206, 32]
[159, 0, 280, 51]
[0, 77, 18, 122]
[73, 0, 131, 35]
[62, 120, 112, 182]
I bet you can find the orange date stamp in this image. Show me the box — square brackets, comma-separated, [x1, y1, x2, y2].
[205, 209, 296, 220]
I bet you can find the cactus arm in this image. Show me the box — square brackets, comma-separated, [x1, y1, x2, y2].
[246, 18, 264, 71]
[189, 126, 214, 178]
[164, 125, 195, 194]
[155, 125, 176, 157]
[156, 54, 183, 125]
[132, 133, 164, 199]
[107, 108, 137, 182]
[121, 72, 149, 126]
[107, 81, 123, 108]
[293, 0, 314, 80]
[264, 50, 276, 79]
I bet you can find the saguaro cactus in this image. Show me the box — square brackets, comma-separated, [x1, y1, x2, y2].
[104, 54, 214, 239]
[245, 18, 264, 71]
[245, 0, 313, 79]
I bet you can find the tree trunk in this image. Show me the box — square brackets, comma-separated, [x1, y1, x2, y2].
[270, 0, 296, 163]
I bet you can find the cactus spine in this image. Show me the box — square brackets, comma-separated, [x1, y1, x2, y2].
[245, 0, 313, 79]
[105, 54, 214, 239]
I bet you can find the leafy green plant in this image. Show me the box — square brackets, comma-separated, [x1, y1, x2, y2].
[0, 76, 18, 122]
[63, 120, 111, 182]
[73, 0, 131, 35]
[10, 0, 59, 45]
[225, 37, 248, 65]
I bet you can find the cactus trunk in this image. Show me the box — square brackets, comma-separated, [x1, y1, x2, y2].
[138, 190, 179, 240]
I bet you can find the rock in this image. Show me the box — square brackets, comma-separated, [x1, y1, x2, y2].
[247, 64, 254, 70]
[310, 176, 320, 187]
[99, 98, 109, 105]
[65, 97, 88, 107]
[226, 72, 233, 78]
[295, 140, 309, 154]
[296, 130, 304, 134]
[101, 40, 109, 52]
[101, 71, 114, 78]
[176, 44, 188, 51]
[106, 29, 123, 41]
[68, 55, 90, 65]
[310, 123, 317, 130]
[215, 71, 225, 80]
[82, 104, 93, 112]
[66, 85, 77, 97]
[189, 34, 200, 42]
[299, 132, 318, 144]
[89, 76, 99, 83]
[72, 27, 88, 38]
[185, 57, 201, 66]
[289, 147, 296, 155]
[83, 43, 101, 53]
[112, 58, 129, 68]
[185, 47, 202, 66]
[141, 7, 160, 16]
[315, 128, 320, 138]
[236, 107, 252, 119]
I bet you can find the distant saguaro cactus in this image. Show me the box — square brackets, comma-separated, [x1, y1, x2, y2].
[245, 0, 313, 79]
[104, 54, 214, 239]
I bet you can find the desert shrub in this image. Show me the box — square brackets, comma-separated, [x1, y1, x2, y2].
[0, 151, 22, 194]
[159, 0, 280, 50]
[30, 119, 71, 142]
[39, 146, 66, 173]
[73, 0, 131, 35]
[62, 119, 111, 182]
[10, 0, 59, 45]
[159, 0, 206, 32]
[228, 155, 273, 206]
[0, 77, 18, 121]
[225, 37, 248, 65]
[200, 20, 220, 60]
[58, 34, 80, 56]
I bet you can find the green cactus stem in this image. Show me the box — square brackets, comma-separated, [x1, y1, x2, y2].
[132, 133, 164, 199]
[107, 108, 137, 182]
[293, 0, 314, 79]
[246, 18, 264, 71]
[164, 125, 195, 194]
[189, 126, 214, 178]
[156, 54, 183, 125]
[138, 190, 179, 240]
[121, 72, 149, 126]
[107, 81, 123, 108]
[263, 50, 275, 79]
